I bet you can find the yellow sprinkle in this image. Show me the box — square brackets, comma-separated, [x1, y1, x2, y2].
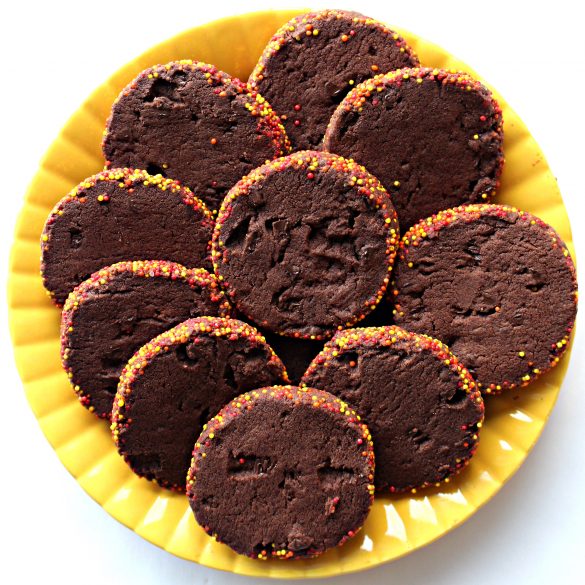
[518, 351, 525, 357]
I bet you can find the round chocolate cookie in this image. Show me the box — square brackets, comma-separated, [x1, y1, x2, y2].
[323, 68, 504, 229]
[212, 151, 399, 339]
[187, 385, 374, 560]
[112, 317, 287, 490]
[103, 60, 290, 211]
[41, 169, 214, 306]
[301, 326, 484, 492]
[61, 261, 231, 419]
[393, 204, 578, 393]
[249, 9, 418, 150]
[262, 330, 324, 385]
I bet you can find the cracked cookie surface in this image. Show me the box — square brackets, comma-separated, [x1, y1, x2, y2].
[103, 61, 290, 211]
[212, 150, 399, 339]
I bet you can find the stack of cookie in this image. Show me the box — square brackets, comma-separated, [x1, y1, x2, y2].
[40, 9, 577, 562]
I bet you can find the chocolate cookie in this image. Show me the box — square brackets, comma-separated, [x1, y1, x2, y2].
[301, 326, 484, 492]
[249, 9, 418, 150]
[323, 68, 504, 229]
[103, 60, 290, 211]
[187, 385, 374, 559]
[393, 204, 578, 393]
[262, 331, 324, 385]
[41, 169, 213, 306]
[112, 317, 287, 490]
[212, 151, 399, 339]
[61, 261, 231, 419]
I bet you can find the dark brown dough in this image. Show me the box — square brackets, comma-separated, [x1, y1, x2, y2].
[112, 317, 287, 490]
[261, 330, 324, 384]
[61, 261, 230, 418]
[302, 326, 484, 491]
[323, 68, 504, 230]
[212, 151, 399, 339]
[103, 61, 290, 210]
[393, 204, 578, 393]
[187, 386, 375, 559]
[41, 169, 213, 306]
[249, 9, 418, 149]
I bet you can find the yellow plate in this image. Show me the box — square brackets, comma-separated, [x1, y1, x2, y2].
[7, 9, 576, 580]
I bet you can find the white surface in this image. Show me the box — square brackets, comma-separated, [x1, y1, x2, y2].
[1, 1, 584, 583]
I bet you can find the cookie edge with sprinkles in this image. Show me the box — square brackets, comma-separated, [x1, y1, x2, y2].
[102, 60, 291, 172]
[186, 384, 375, 560]
[323, 66, 505, 207]
[249, 9, 419, 90]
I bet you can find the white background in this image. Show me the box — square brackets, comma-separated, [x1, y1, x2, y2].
[1, 1, 584, 583]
